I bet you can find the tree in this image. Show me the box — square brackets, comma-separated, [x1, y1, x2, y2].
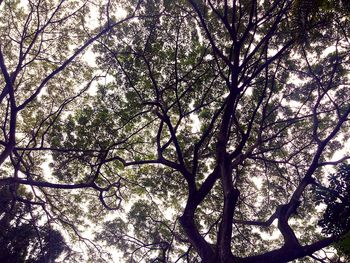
[1, 0, 350, 262]
[0, 0, 141, 261]
[0, 186, 68, 263]
[315, 164, 350, 261]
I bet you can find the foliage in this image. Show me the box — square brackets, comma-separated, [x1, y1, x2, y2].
[334, 232, 350, 262]
[315, 164, 350, 260]
[0, 0, 350, 262]
[316, 164, 350, 236]
[0, 186, 68, 263]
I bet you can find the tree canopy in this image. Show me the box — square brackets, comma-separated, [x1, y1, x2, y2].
[0, 186, 68, 263]
[1, 0, 350, 262]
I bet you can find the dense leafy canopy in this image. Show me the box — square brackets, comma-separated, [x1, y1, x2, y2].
[1, 0, 350, 262]
[0, 186, 68, 262]
[316, 164, 350, 237]
[315, 164, 350, 260]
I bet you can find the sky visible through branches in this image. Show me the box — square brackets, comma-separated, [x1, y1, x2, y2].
[1, 0, 350, 262]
